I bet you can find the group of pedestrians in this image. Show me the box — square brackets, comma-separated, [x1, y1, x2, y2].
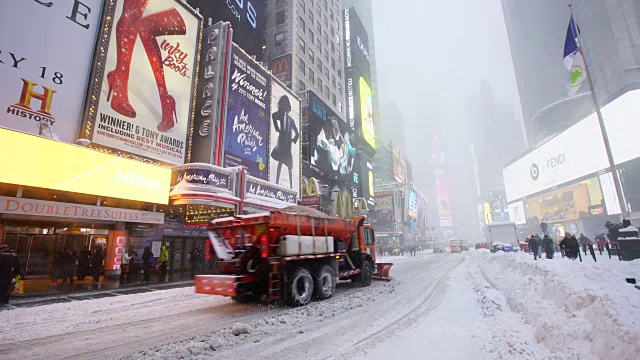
[52, 247, 104, 286]
[526, 231, 586, 261]
[0, 244, 20, 307]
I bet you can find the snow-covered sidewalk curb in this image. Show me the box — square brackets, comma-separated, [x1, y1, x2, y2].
[479, 252, 640, 359]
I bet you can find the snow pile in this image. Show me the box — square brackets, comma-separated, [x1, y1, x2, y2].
[126, 280, 397, 359]
[480, 252, 640, 359]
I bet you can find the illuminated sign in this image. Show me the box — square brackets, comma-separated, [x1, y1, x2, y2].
[301, 177, 321, 206]
[359, 77, 375, 150]
[0, 197, 165, 224]
[0, 128, 171, 204]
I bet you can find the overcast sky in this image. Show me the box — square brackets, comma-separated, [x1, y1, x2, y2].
[372, 0, 522, 140]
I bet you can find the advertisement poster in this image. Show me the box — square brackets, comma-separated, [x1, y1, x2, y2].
[269, 78, 300, 194]
[0, 1, 103, 143]
[392, 144, 406, 183]
[359, 77, 375, 150]
[91, 0, 201, 165]
[269, 54, 293, 85]
[306, 92, 358, 185]
[223, 46, 270, 179]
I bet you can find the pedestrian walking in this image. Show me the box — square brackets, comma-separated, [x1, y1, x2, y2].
[527, 235, 539, 260]
[0, 244, 20, 307]
[542, 235, 554, 259]
[51, 249, 63, 286]
[535, 234, 543, 259]
[142, 246, 153, 283]
[541, 219, 549, 236]
[159, 244, 169, 283]
[76, 247, 90, 280]
[560, 232, 580, 260]
[91, 247, 104, 283]
[190, 246, 201, 279]
[59, 248, 75, 285]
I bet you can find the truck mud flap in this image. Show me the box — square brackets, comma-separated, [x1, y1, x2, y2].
[194, 275, 256, 297]
[372, 262, 393, 281]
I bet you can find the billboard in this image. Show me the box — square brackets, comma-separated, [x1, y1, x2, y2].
[0, 128, 171, 204]
[305, 91, 358, 185]
[0, 0, 104, 143]
[359, 77, 375, 150]
[88, 0, 201, 165]
[185, 0, 265, 61]
[344, 7, 374, 156]
[353, 153, 374, 208]
[269, 77, 300, 194]
[508, 201, 526, 225]
[435, 178, 449, 196]
[223, 45, 270, 180]
[392, 144, 407, 183]
[269, 54, 293, 86]
[503, 115, 609, 202]
[407, 190, 418, 219]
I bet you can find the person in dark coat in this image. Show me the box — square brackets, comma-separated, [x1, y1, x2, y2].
[0, 244, 20, 306]
[542, 235, 554, 259]
[59, 248, 75, 285]
[560, 232, 579, 260]
[527, 235, 539, 260]
[270, 95, 300, 189]
[91, 247, 104, 283]
[76, 248, 91, 280]
[540, 220, 549, 236]
[142, 246, 153, 283]
[190, 246, 201, 279]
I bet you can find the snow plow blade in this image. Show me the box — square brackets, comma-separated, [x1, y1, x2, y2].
[194, 275, 240, 297]
[372, 262, 393, 281]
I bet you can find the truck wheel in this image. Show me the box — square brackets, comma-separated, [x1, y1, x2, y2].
[286, 268, 314, 307]
[314, 265, 336, 300]
[355, 261, 373, 287]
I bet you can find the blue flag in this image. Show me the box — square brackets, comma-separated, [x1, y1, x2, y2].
[563, 15, 586, 95]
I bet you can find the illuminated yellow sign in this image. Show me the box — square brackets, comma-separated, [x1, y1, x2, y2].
[0, 128, 171, 204]
[483, 202, 493, 224]
[359, 77, 375, 150]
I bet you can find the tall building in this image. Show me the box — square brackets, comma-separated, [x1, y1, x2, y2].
[265, 0, 346, 119]
[345, 0, 382, 147]
[379, 102, 406, 155]
[501, 0, 640, 144]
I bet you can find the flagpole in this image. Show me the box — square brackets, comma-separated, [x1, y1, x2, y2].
[569, 3, 629, 220]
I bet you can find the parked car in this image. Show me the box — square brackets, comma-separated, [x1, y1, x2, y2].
[433, 246, 446, 253]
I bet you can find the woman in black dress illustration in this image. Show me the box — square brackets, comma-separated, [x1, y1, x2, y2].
[271, 95, 299, 188]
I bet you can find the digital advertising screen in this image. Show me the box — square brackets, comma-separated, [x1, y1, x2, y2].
[306, 91, 358, 185]
[269, 77, 300, 195]
[186, 0, 265, 61]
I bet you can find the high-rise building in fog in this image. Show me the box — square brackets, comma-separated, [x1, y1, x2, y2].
[501, 0, 640, 145]
[265, 0, 347, 119]
[379, 102, 406, 155]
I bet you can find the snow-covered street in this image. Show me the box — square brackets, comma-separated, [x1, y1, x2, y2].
[0, 251, 639, 360]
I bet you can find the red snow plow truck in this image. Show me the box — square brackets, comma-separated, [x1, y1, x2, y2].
[195, 206, 393, 306]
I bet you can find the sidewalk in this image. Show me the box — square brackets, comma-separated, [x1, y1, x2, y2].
[8, 272, 196, 309]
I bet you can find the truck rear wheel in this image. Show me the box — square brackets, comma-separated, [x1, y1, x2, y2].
[286, 267, 314, 307]
[355, 261, 373, 287]
[314, 265, 336, 300]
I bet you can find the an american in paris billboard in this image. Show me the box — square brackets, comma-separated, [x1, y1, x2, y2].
[222, 45, 270, 180]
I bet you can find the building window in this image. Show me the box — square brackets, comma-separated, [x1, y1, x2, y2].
[338, 99, 343, 112]
[309, 48, 315, 63]
[298, 37, 305, 53]
[331, 92, 337, 106]
[331, 41, 335, 54]
[276, 11, 285, 26]
[317, 21, 321, 34]
[298, 57, 306, 75]
[308, 29, 314, 43]
[324, 32, 329, 45]
[317, 59, 322, 72]
[298, 16, 305, 32]
[324, 48, 329, 61]
[337, 65, 342, 78]
[309, 69, 315, 84]
[331, 74, 336, 87]
[316, 37, 321, 48]
[324, 67, 329, 81]
[330, 9, 334, 21]
[309, 10, 314, 21]
[275, 32, 285, 48]
[331, 57, 335, 70]
[298, 80, 306, 91]
[318, 78, 323, 89]
[338, 83, 342, 93]
[300, 0, 305, 12]
[325, 85, 329, 97]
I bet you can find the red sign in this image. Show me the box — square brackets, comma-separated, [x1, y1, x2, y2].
[269, 54, 292, 84]
[301, 195, 321, 206]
